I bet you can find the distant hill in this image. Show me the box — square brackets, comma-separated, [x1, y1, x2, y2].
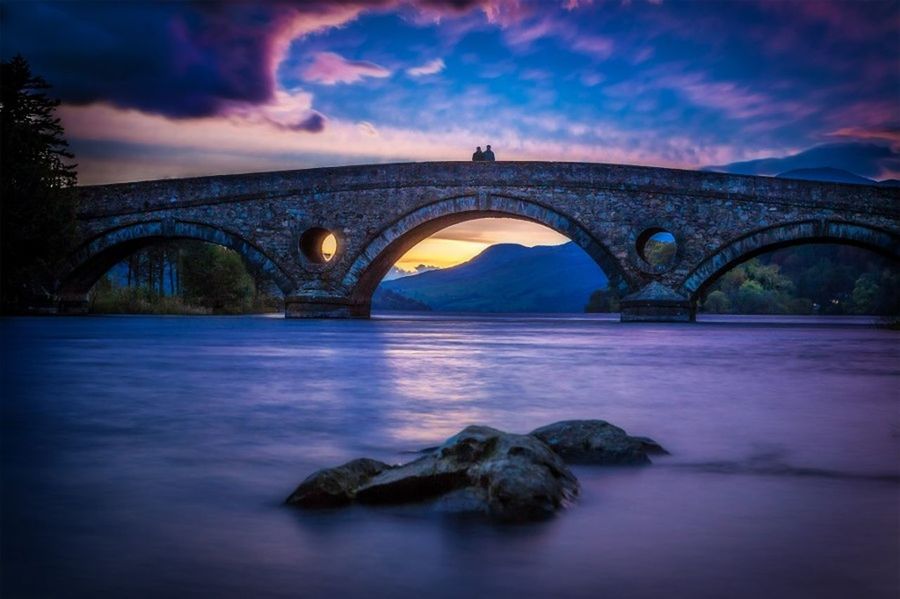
[775, 167, 878, 185]
[371, 288, 432, 311]
[775, 167, 875, 185]
[374, 242, 608, 313]
[703, 142, 896, 180]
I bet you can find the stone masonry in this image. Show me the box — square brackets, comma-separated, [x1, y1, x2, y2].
[59, 161, 900, 321]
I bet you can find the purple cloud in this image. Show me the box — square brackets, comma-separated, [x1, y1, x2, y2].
[302, 52, 392, 84]
[289, 112, 327, 133]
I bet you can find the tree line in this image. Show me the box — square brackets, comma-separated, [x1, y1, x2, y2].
[90, 241, 283, 314]
[586, 245, 899, 316]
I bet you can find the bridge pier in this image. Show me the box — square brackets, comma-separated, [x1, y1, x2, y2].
[57, 293, 91, 315]
[284, 295, 370, 319]
[619, 282, 695, 323]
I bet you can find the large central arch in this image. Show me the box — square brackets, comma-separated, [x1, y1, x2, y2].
[680, 220, 900, 303]
[58, 220, 294, 308]
[341, 193, 634, 306]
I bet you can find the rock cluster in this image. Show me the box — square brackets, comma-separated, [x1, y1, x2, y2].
[286, 420, 665, 522]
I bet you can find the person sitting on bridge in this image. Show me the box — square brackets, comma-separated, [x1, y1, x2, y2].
[483, 145, 495, 161]
[472, 146, 484, 161]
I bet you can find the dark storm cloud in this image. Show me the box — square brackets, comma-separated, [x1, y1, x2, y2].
[0, 2, 287, 117]
[706, 143, 900, 180]
[0, 0, 507, 119]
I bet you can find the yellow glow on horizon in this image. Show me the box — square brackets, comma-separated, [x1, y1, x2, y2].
[393, 218, 569, 273]
[395, 238, 490, 271]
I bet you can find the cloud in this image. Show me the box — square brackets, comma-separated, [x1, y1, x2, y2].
[430, 219, 569, 245]
[302, 51, 392, 84]
[704, 142, 900, 180]
[357, 121, 379, 136]
[571, 35, 614, 59]
[0, 1, 372, 117]
[827, 126, 900, 149]
[290, 112, 327, 132]
[0, 1, 519, 118]
[407, 58, 446, 76]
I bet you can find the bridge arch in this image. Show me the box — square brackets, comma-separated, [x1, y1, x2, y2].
[680, 220, 900, 303]
[58, 220, 293, 302]
[342, 193, 635, 305]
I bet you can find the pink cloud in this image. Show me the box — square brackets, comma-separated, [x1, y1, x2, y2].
[302, 51, 392, 84]
[827, 126, 900, 150]
[571, 34, 614, 59]
[661, 73, 773, 119]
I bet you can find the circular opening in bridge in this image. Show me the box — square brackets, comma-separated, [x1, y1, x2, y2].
[637, 228, 677, 268]
[300, 228, 337, 264]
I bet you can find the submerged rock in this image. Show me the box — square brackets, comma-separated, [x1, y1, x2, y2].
[529, 420, 668, 465]
[286, 420, 665, 521]
[287, 426, 578, 521]
[285, 458, 393, 508]
[357, 425, 579, 521]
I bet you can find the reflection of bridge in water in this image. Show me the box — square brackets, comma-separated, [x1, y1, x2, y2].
[59, 162, 900, 321]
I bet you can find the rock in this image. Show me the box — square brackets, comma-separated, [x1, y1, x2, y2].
[286, 421, 666, 521]
[529, 420, 667, 465]
[356, 425, 578, 522]
[630, 435, 670, 455]
[285, 458, 394, 508]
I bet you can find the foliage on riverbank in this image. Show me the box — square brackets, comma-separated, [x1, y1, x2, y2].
[89, 241, 283, 315]
[585, 245, 899, 316]
[702, 246, 899, 315]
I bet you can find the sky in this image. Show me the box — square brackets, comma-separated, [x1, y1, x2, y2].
[2, 0, 898, 270]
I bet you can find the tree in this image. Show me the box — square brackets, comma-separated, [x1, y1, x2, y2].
[179, 244, 254, 313]
[585, 273, 624, 313]
[1, 55, 77, 311]
[702, 290, 731, 313]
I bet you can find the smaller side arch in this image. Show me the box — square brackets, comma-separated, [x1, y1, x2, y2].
[680, 220, 900, 302]
[342, 193, 635, 304]
[58, 220, 294, 299]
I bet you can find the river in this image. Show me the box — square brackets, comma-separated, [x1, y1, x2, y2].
[1, 314, 898, 598]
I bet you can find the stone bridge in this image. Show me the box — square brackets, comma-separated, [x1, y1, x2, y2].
[59, 161, 900, 321]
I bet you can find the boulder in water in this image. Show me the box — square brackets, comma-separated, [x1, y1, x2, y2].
[285, 458, 394, 508]
[356, 425, 579, 521]
[529, 420, 668, 465]
[287, 425, 578, 521]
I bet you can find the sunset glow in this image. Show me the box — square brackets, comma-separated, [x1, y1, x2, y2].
[394, 219, 570, 271]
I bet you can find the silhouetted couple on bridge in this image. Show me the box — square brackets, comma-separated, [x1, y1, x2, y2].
[472, 145, 495, 161]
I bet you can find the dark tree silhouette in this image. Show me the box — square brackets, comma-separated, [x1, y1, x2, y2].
[1, 54, 78, 311]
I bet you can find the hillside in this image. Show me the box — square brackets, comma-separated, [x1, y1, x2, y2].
[374, 242, 608, 313]
[775, 167, 875, 185]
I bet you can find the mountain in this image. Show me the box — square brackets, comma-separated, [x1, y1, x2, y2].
[371, 288, 431, 311]
[374, 242, 608, 313]
[775, 167, 875, 185]
[703, 142, 898, 179]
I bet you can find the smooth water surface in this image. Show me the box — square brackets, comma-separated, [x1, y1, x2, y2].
[2, 314, 898, 598]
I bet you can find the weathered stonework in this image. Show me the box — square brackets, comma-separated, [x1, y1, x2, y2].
[59, 161, 900, 321]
